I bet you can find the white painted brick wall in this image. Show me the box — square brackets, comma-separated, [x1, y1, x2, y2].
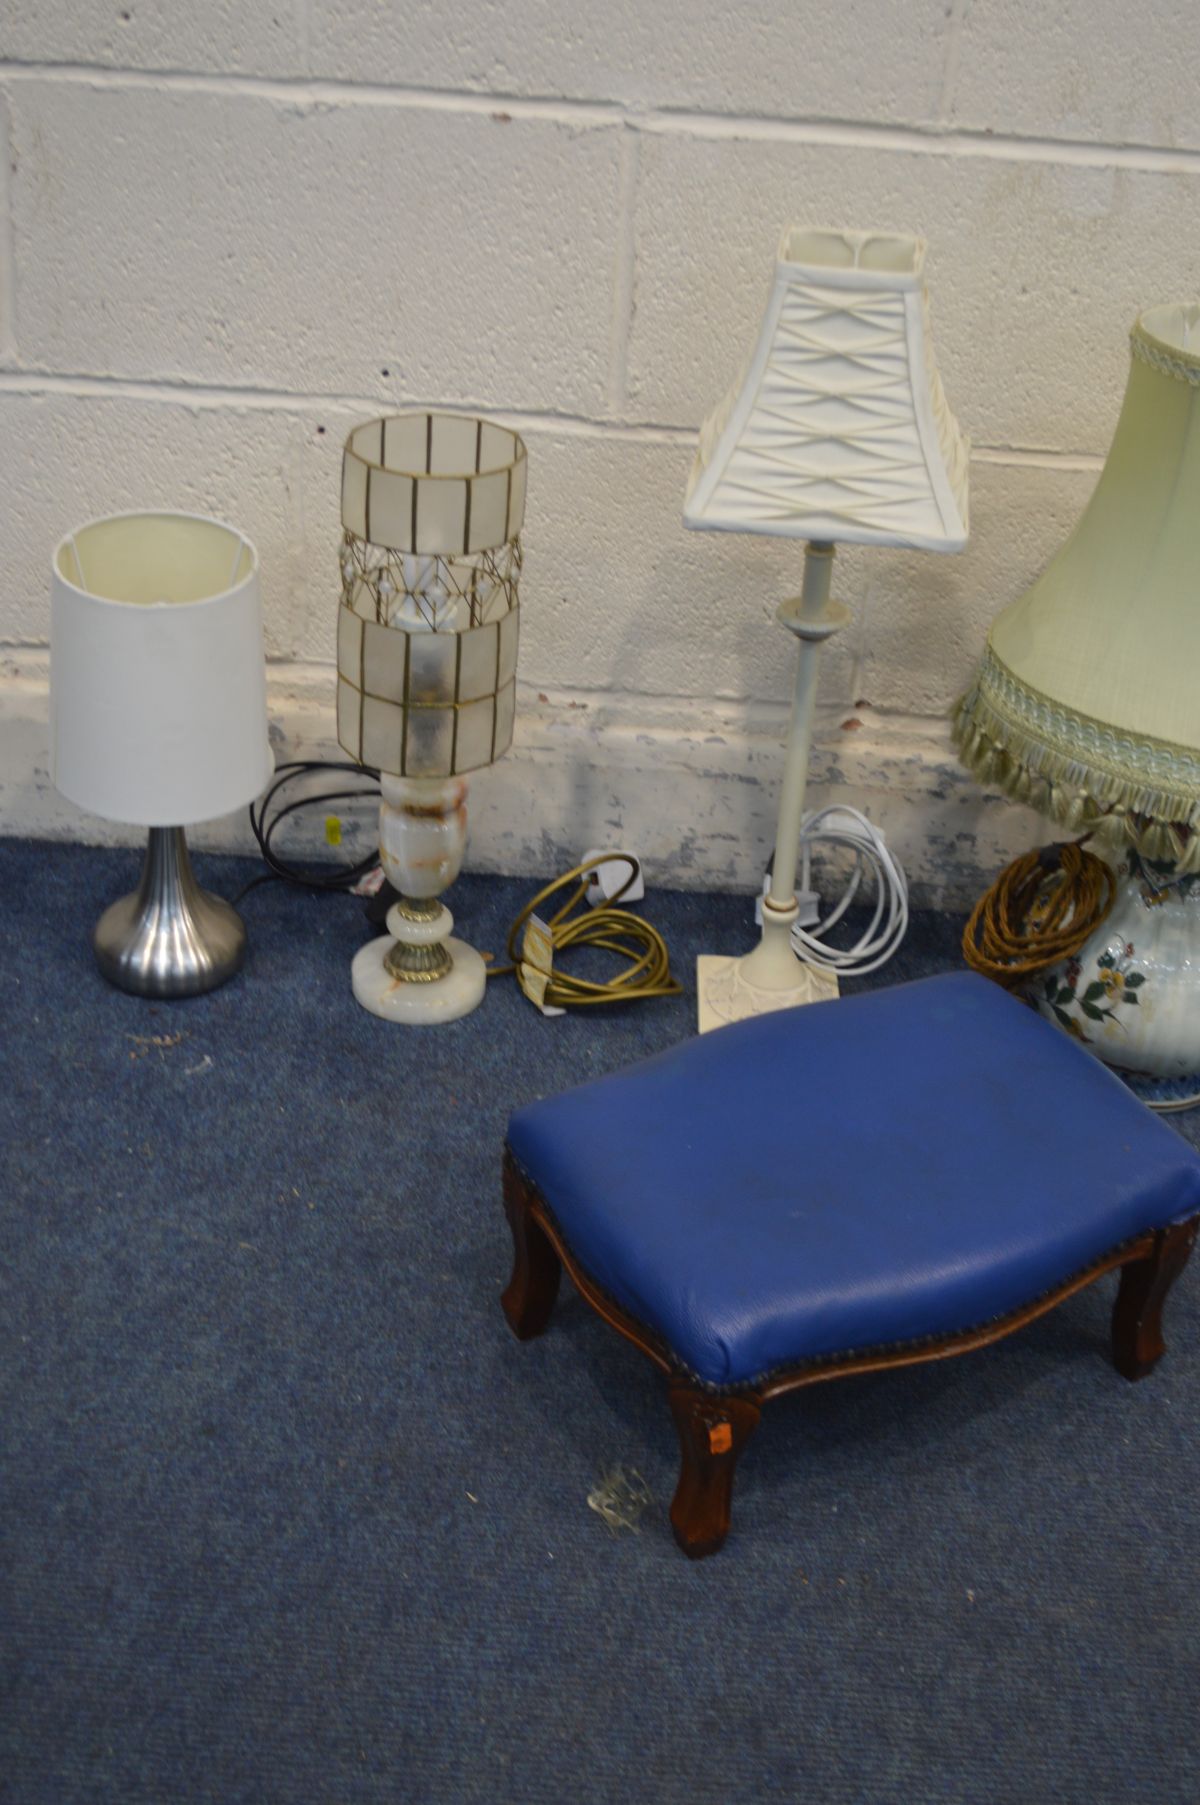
[305, 0, 951, 121]
[626, 132, 1200, 452]
[1, 4, 1196, 899]
[950, 2, 1200, 146]
[7, 82, 622, 411]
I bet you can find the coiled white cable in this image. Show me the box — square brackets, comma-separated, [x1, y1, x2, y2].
[785, 804, 909, 977]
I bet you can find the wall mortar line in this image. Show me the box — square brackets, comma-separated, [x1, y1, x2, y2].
[0, 370, 1111, 468]
[3, 60, 1200, 175]
[0, 90, 16, 361]
[605, 126, 640, 415]
[0, 368, 694, 438]
[0, 60, 626, 129]
[936, 0, 972, 125]
[634, 109, 1200, 174]
[294, 0, 311, 78]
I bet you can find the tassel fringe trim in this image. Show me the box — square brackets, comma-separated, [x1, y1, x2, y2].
[954, 648, 1200, 875]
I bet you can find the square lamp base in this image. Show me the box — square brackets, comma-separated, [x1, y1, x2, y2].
[696, 953, 838, 1034]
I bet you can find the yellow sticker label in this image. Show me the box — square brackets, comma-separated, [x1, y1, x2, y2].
[324, 815, 343, 847]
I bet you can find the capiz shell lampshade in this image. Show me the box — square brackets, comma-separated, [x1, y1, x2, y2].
[336, 413, 525, 780]
[51, 511, 271, 826]
[683, 226, 969, 551]
[955, 305, 1200, 871]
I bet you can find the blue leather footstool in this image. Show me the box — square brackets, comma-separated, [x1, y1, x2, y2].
[500, 973, 1200, 1557]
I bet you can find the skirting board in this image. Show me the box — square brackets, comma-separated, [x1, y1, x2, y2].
[0, 655, 1045, 908]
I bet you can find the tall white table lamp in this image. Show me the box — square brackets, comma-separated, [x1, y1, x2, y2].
[684, 226, 969, 1029]
[51, 511, 273, 996]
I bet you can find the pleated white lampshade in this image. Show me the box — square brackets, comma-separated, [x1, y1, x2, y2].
[684, 226, 969, 552]
[51, 511, 273, 828]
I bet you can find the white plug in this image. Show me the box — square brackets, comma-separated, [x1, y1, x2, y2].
[581, 849, 645, 908]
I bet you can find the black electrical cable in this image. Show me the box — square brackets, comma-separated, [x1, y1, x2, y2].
[231, 871, 288, 907]
[237, 760, 381, 903]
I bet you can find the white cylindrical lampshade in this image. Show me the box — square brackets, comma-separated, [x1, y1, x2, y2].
[51, 511, 273, 827]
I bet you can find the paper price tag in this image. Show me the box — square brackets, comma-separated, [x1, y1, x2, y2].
[518, 913, 566, 1017]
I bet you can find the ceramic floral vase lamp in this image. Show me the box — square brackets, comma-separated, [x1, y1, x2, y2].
[956, 303, 1200, 1098]
[1031, 853, 1200, 1087]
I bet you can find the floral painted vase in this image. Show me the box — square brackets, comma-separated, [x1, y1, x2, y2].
[1031, 854, 1200, 1080]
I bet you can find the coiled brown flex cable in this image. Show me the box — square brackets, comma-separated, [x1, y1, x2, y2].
[963, 841, 1116, 989]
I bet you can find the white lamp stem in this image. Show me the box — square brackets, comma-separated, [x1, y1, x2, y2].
[735, 541, 849, 999]
[767, 540, 835, 910]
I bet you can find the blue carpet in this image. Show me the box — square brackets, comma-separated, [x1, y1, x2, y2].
[2, 837, 1198, 1804]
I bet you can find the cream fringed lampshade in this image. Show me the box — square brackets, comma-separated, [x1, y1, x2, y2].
[684, 227, 969, 551]
[955, 305, 1200, 872]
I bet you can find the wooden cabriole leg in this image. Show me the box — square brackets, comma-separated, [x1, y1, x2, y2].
[501, 1153, 562, 1340]
[1112, 1218, 1198, 1381]
[667, 1384, 763, 1559]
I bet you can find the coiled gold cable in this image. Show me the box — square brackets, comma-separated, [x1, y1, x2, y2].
[490, 855, 682, 1008]
[963, 839, 1116, 989]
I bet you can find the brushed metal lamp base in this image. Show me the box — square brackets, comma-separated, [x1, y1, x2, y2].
[94, 825, 246, 997]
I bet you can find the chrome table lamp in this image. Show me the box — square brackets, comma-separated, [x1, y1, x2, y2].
[50, 511, 272, 996]
[336, 411, 526, 1025]
[956, 303, 1200, 1091]
[684, 227, 969, 1030]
